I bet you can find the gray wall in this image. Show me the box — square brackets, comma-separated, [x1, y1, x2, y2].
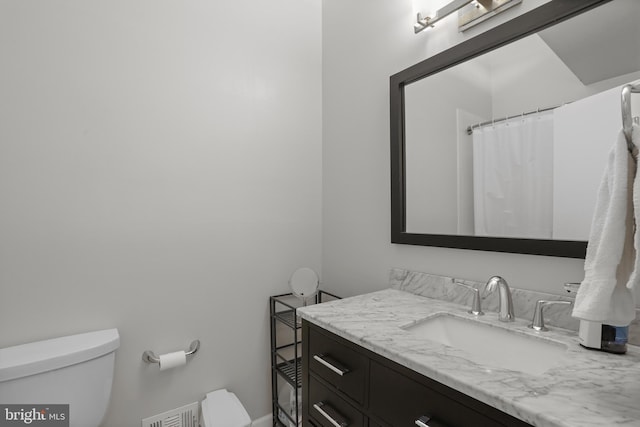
[405, 61, 492, 234]
[0, 0, 633, 425]
[0, 0, 321, 425]
[320, 0, 588, 300]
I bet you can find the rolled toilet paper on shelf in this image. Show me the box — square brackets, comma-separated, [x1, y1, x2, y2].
[159, 350, 186, 371]
[289, 385, 302, 427]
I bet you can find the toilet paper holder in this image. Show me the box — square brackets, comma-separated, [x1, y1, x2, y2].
[142, 339, 200, 364]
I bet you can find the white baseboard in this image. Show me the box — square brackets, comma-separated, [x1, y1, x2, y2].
[251, 414, 272, 427]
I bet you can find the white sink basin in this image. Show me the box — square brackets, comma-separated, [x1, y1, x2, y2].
[402, 313, 569, 375]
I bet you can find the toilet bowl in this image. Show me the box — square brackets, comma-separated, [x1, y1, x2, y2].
[0, 328, 120, 427]
[200, 389, 251, 427]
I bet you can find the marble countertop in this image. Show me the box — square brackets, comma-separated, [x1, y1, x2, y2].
[298, 288, 640, 427]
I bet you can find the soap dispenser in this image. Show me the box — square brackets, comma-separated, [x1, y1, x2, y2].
[579, 320, 628, 354]
[565, 283, 628, 354]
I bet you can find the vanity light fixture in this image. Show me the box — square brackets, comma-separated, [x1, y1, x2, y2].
[414, 0, 522, 34]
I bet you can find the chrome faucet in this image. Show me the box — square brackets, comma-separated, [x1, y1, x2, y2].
[483, 276, 515, 322]
[452, 281, 483, 316]
[528, 299, 572, 331]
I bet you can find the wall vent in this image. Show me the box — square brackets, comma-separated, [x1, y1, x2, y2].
[142, 402, 199, 427]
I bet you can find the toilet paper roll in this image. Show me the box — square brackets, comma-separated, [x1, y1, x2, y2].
[159, 351, 186, 371]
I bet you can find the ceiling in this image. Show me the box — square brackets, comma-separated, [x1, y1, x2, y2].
[538, 0, 640, 85]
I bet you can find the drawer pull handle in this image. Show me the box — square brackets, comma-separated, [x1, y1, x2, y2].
[415, 415, 431, 427]
[313, 354, 350, 376]
[313, 402, 348, 427]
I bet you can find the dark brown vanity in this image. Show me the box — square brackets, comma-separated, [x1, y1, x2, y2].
[302, 321, 532, 427]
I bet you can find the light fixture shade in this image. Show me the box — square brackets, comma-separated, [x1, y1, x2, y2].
[414, 0, 522, 34]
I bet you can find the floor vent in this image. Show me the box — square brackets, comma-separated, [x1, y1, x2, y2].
[142, 402, 199, 427]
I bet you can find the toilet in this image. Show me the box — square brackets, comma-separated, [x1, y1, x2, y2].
[200, 388, 251, 427]
[0, 328, 120, 427]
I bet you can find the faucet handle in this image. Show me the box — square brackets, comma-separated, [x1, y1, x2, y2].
[453, 281, 484, 316]
[528, 299, 572, 331]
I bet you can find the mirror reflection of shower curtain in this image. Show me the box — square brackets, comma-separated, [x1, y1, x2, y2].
[472, 111, 554, 238]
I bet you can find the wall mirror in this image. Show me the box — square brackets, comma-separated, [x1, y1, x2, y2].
[390, 0, 640, 258]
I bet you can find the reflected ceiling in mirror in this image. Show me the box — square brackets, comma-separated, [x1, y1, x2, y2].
[391, 0, 640, 257]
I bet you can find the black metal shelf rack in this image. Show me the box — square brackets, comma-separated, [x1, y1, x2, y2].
[269, 291, 340, 427]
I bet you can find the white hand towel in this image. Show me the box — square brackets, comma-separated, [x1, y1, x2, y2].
[626, 125, 640, 292]
[572, 126, 639, 326]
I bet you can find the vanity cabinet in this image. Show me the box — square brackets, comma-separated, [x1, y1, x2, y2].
[302, 321, 533, 427]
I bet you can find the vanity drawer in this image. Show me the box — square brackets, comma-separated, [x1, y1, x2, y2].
[369, 361, 514, 427]
[309, 375, 364, 427]
[308, 326, 367, 404]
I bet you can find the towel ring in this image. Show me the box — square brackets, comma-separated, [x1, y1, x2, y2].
[621, 83, 640, 156]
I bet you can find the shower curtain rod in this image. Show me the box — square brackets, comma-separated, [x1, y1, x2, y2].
[466, 104, 562, 135]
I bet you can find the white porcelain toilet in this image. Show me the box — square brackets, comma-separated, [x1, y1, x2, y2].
[0, 328, 120, 427]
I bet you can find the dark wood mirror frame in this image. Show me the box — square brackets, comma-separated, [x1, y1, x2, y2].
[390, 0, 613, 258]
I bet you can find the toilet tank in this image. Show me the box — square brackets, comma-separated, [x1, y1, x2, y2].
[0, 329, 120, 427]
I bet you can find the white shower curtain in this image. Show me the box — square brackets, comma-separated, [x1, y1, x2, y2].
[472, 111, 554, 238]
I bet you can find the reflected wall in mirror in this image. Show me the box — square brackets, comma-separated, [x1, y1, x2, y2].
[390, 0, 640, 258]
